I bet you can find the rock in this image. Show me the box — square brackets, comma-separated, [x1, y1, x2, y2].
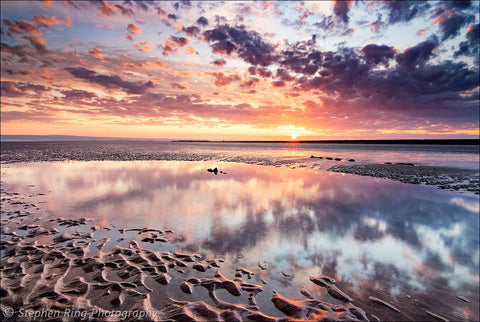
[207, 167, 218, 175]
[348, 159, 355, 162]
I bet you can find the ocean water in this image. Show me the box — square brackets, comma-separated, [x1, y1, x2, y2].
[1, 141, 479, 169]
[1, 141, 479, 320]
[1, 159, 479, 320]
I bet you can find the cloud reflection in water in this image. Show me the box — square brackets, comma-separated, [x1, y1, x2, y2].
[2, 160, 478, 315]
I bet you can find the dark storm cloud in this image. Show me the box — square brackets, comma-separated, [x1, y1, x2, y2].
[170, 35, 189, 46]
[64, 67, 154, 94]
[361, 44, 396, 66]
[382, 0, 431, 24]
[212, 58, 226, 66]
[276, 68, 296, 82]
[113, 4, 134, 16]
[443, 0, 472, 10]
[395, 39, 438, 71]
[61, 89, 97, 100]
[174, 1, 192, 10]
[432, 8, 475, 41]
[196, 16, 208, 26]
[203, 24, 278, 66]
[248, 66, 272, 78]
[240, 77, 260, 88]
[211, 41, 236, 55]
[22, 36, 48, 53]
[121, 0, 151, 11]
[455, 24, 480, 59]
[1, 42, 29, 57]
[1, 81, 49, 97]
[333, 0, 351, 24]
[182, 25, 200, 36]
[279, 36, 322, 76]
[3, 19, 38, 35]
[207, 72, 240, 87]
[275, 35, 479, 124]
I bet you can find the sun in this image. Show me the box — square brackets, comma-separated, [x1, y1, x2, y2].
[290, 133, 297, 140]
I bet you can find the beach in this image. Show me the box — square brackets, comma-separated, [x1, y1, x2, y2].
[1, 142, 479, 321]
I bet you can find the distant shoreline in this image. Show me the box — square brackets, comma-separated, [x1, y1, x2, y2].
[2, 135, 479, 145]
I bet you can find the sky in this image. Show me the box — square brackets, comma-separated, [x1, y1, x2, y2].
[1, 0, 479, 140]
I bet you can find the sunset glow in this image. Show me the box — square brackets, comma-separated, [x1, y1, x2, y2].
[1, 1, 479, 140]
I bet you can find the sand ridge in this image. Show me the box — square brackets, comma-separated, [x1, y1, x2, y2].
[1, 188, 382, 322]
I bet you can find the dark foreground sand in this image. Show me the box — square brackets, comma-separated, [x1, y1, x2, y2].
[1, 187, 388, 322]
[329, 163, 480, 194]
[1, 167, 477, 321]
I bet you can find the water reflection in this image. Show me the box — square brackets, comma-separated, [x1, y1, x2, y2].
[1, 161, 478, 319]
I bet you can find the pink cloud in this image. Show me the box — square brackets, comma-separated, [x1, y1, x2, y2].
[88, 48, 104, 60]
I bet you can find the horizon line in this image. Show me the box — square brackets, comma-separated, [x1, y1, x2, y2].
[1, 135, 479, 145]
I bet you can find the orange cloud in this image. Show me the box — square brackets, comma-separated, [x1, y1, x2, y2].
[97, 1, 115, 17]
[138, 61, 164, 69]
[127, 23, 142, 34]
[32, 15, 61, 28]
[134, 41, 153, 51]
[88, 48, 104, 60]
[417, 29, 427, 36]
[184, 46, 197, 54]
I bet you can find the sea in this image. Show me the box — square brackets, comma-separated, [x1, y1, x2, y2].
[1, 140, 479, 169]
[1, 140, 479, 320]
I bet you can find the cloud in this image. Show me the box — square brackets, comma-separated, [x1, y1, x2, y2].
[161, 36, 190, 56]
[454, 23, 479, 61]
[0, 42, 29, 57]
[333, 0, 353, 24]
[383, 0, 431, 24]
[182, 25, 200, 36]
[248, 66, 272, 78]
[97, 1, 115, 17]
[61, 89, 97, 100]
[134, 41, 152, 51]
[280, 37, 322, 75]
[3, 19, 40, 36]
[361, 44, 396, 66]
[395, 39, 438, 71]
[1, 110, 58, 123]
[432, 7, 475, 41]
[1, 81, 49, 97]
[65, 67, 154, 94]
[22, 36, 48, 53]
[207, 72, 241, 87]
[196, 16, 209, 26]
[32, 15, 61, 28]
[114, 4, 134, 16]
[171, 83, 186, 90]
[203, 24, 278, 66]
[88, 47, 104, 60]
[137, 60, 164, 69]
[366, 14, 384, 33]
[212, 59, 227, 66]
[127, 23, 141, 34]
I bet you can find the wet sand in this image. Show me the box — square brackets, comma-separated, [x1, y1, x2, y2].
[329, 163, 480, 194]
[1, 188, 379, 321]
[1, 161, 478, 321]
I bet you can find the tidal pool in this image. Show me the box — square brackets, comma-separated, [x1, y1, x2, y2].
[1, 160, 478, 320]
